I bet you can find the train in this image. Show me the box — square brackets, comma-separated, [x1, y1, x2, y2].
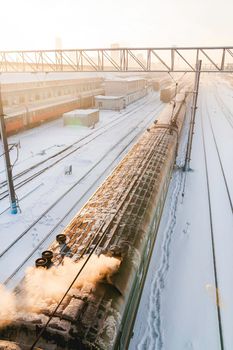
[160, 79, 192, 103]
[0, 91, 189, 350]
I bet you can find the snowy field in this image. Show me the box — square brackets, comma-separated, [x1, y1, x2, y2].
[129, 75, 233, 350]
[0, 91, 164, 287]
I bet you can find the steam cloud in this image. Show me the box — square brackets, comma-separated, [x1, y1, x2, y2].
[0, 285, 16, 328]
[0, 254, 121, 328]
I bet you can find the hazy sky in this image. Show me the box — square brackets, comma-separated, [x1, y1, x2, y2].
[1, 0, 233, 50]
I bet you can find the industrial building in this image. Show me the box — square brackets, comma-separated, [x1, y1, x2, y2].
[95, 77, 148, 111]
[2, 78, 104, 135]
[94, 95, 125, 110]
[1, 78, 103, 107]
[104, 77, 147, 96]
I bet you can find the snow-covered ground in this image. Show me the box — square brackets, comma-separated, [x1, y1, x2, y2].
[0, 75, 232, 349]
[129, 75, 233, 350]
[0, 91, 164, 287]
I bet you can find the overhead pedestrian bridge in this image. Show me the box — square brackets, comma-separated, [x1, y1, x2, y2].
[0, 46, 233, 73]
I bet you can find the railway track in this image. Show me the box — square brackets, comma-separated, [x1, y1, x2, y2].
[0, 97, 163, 212]
[201, 100, 225, 350]
[0, 95, 150, 175]
[204, 100, 233, 213]
[212, 85, 233, 130]
[1, 102, 164, 287]
[0, 94, 162, 200]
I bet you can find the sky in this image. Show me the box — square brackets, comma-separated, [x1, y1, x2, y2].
[0, 0, 233, 50]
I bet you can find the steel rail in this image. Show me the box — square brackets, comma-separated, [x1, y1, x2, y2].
[1, 103, 164, 284]
[212, 87, 233, 129]
[0, 94, 160, 186]
[205, 99, 233, 213]
[2, 131, 141, 285]
[201, 108, 224, 350]
[0, 94, 154, 178]
[0, 95, 162, 200]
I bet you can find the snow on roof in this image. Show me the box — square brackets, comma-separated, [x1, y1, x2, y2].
[105, 77, 146, 82]
[95, 95, 124, 100]
[0, 73, 103, 84]
[64, 109, 99, 115]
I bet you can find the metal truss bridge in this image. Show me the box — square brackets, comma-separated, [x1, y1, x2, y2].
[0, 46, 233, 73]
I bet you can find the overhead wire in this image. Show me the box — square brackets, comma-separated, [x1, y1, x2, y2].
[0, 143, 16, 158]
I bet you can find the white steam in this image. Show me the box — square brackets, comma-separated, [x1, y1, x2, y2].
[0, 285, 16, 328]
[0, 254, 121, 328]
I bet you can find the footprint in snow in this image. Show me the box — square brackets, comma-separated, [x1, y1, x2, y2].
[183, 222, 191, 236]
[184, 341, 194, 350]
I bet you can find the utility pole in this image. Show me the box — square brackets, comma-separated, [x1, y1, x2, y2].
[184, 59, 202, 171]
[0, 88, 17, 214]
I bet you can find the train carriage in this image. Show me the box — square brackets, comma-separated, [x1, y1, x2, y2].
[0, 93, 188, 350]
